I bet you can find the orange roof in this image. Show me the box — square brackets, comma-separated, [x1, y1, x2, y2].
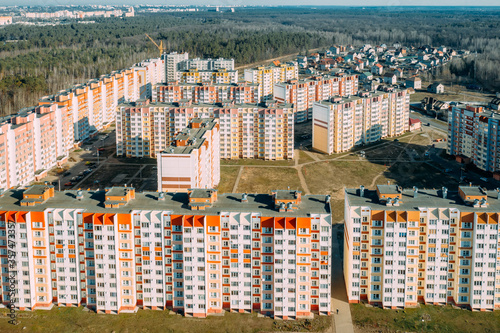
[272, 60, 280, 66]
[374, 63, 383, 68]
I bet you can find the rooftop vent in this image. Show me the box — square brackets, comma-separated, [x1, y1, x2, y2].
[360, 185, 365, 197]
[76, 190, 83, 201]
[325, 194, 331, 203]
[413, 186, 418, 198]
[158, 192, 165, 201]
[242, 193, 248, 203]
[442, 187, 448, 199]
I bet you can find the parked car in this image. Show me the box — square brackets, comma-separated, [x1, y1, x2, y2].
[98, 148, 105, 151]
[480, 177, 488, 182]
[63, 171, 71, 177]
[64, 182, 74, 186]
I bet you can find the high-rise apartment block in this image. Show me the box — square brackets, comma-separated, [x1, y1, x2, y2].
[152, 81, 261, 105]
[177, 68, 238, 85]
[157, 118, 220, 192]
[116, 100, 294, 160]
[178, 58, 234, 71]
[1, 54, 166, 189]
[447, 105, 500, 172]
[274, 73, 359, 122]
[0, 104, 72, 189]
[312, 88, 410, 154]
[244, 62, 298, 100]
[0, 185, 331, 318]
[165, 52, 189, 82]
[345, 184, 500, 311]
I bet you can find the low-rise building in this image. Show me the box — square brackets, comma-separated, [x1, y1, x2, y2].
[409, 118, 422, 131]
[427, 82, 444, 94]
[406, 76, 422, 90]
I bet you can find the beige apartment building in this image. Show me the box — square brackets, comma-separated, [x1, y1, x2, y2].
[116, 100, 294, 160]
[345, 184, 500, 310]
[0, 185, 331, 319]
[274, 73, 359, 123]
[244, 62, 299, 100]
[157, 118, 220, 192]
[312, 88, 410, 154]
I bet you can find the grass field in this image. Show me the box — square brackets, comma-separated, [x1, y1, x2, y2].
[0, 308, 274, 333]
[351, 303, 500, 333]
[298, 150, 315, 164]
[0, 308, 332, 333]
[221, 159, 295, 167]
[218, 167, 240, 193]
[237, 167, 303, 194]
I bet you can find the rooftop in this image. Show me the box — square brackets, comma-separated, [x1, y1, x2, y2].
[0, 189, 330, 217]
[345, 186, 500, 212]
[24, 184, 54, 196]
[376, 184, 400, 195]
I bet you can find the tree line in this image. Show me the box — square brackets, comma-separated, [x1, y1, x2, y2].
[0, 7, 499, 115]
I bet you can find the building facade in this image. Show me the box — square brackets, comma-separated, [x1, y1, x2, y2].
[447, 105, 500, 173]
[116, 100, 294, 160]
[152, 81, 261, 105]
[274, 74, 359, 123]
[0, 185, 332, 319]
[178, 58, 234, 72]
[157, 118, 220, 192]
[345, 184, 500, 311]
[312, 89, 410, 154]
[165, 52, 189, 82]
[177, 68, 238, 85]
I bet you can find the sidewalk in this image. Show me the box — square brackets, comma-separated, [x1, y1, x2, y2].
[330, 223, 354, 333]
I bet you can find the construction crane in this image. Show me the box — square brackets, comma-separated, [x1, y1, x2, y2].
[145, 34, 165, 56]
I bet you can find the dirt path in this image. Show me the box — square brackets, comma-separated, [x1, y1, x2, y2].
[296, 166, 310, 195]
[232, 166, 244, 193]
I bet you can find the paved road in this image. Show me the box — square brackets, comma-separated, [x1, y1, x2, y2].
[330, 223, 354, 333]
[409, 109, 448, 132]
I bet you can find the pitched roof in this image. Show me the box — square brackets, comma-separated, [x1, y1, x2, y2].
[409, 118, 421, 125]
[373, 63, 383, 68]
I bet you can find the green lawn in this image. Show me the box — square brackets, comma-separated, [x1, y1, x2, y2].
[237, 167, 303, 194]
[0, 308, 331, 333]
[218, 166, 240, 193]
[351, 303, 500, 333]
[221, 159, 295, 167]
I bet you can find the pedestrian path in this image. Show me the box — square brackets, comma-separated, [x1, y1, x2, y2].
[330, 224, 354, 333]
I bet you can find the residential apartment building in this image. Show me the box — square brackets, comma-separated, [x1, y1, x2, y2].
[165, 52, 189, 82]
[177, 68, 238, 85]
[447, 105, 500, 173]
[157, 118, 220, 192]
[0, 185, 332, 318]
[152, 81, 261, 105]
[0, 104, 72, 189]
[345, 184, 500, 311]
[244, 62, 299, 100]
[178, 58, 234, 71]
[274, 73, 359, 123]
[116, 100, 294, 160]
[133, 57, 166, 99]
[312, 88, 410, 154]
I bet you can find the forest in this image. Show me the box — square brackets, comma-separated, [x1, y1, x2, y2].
[0, 7, 499, 115]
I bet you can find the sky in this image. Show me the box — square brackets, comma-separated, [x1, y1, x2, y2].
[0, 1, 498, 7]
